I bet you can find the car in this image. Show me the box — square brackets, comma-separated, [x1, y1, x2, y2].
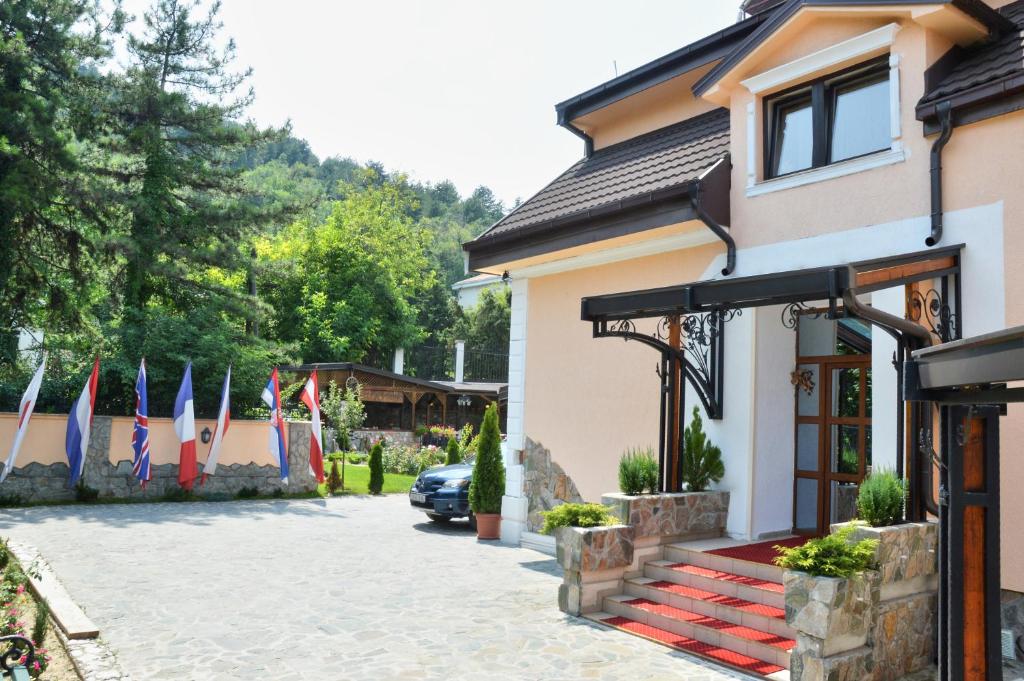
[409, 461, 476, 527]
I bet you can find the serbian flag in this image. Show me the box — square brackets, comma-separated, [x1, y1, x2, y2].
[174, 362, 198, 491]
[261, 368, 288, 482]
[65, 356, 99, 487]
[202, 366, 231, 484]
[299, 370, 325, 483]
[2, 353, 47, 483]
[130, 359, 152, 486]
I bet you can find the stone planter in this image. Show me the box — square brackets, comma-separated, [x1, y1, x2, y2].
[785, 569, 878, 656]
[832, 521, 938, 599]
[600, 490, 729, 543]
[554, 525, 634, 616]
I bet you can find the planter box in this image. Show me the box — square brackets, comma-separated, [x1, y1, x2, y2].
[832, 520, 938, 599]
[784, 569, 878, 657]
[600, 491, 729, 542]
[554, 525, 634, 616]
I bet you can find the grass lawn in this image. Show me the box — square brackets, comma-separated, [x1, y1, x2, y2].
[320, 463, 417, 496]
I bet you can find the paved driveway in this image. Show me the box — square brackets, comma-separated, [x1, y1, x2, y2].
[0, 496, 743, 681]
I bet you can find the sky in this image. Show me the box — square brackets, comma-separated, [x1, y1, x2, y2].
[123, 1, 742, 207]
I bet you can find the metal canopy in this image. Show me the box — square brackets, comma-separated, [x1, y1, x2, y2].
[581, 244, 963, 322]
[907, 324, 1024, 393]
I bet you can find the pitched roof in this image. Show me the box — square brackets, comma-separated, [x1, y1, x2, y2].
[469, 108, 730, 247]
[919, 0, 1024, 108]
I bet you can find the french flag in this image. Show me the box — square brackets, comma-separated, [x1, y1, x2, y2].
[261, 368, 288, 482]
[174, 362, 198, 491]
[2, 353, 47, 483]
[131, 359, 152, 486]
[299, 370, 325, 483]
[202, 366, 231, 483]
[65, 356, 99, 487]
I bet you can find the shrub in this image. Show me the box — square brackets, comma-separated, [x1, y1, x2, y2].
[74, 481, 99, 503]
[445, 438, 462, 466]
[346, 452, 367, 465]
[681, 407, 725, 492]
[774, 523, 878, 578]
[31, 600, 48, 647]
[0, 541, 8, 571]
[368, 442, 384, 495]
[327, 459, 344, 495]
[381, 445, 420, 475]
[618, 447, 658, 495]
[235, 486, 259, 499]
[540, 503, 619, 534]
[469, 403, 504, 515]
[856, 468, 907, 527]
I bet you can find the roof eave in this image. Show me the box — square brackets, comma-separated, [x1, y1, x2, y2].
[916, 72, 1024, 129]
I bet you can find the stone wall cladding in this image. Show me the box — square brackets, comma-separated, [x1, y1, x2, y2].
[555, 525, 635, 616]
[2, 418, 318, 502]
[1003, 589, 1024, 664]
[786, 521, 939, 681]
[600, 491, 729, 541]
[523, 438, 583, 532]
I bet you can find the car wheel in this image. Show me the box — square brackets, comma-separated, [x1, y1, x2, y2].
[426, 513, 451, 523]
[468, 512, 477, 531]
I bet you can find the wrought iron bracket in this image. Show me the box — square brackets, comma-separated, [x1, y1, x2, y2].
[0, 635, 34, 673]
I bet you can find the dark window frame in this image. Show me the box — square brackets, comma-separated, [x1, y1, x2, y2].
[763, 56, 891, 180]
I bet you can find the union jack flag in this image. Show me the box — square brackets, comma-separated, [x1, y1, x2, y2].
[131, 359, 152, 486]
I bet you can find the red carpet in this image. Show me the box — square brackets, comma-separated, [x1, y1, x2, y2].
[602, 616, 785, 675]
[669, 563, 785, 594]
[645, 580, 786, 619]
[705, 536, 808, 565]
[623, 598, 795, 649]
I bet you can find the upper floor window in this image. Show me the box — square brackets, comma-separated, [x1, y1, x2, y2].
[765, 58, 890, 180]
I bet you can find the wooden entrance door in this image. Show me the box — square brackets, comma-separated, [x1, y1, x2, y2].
[793, 314, 873, 535]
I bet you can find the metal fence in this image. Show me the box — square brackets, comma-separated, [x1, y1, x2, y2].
[401, 344, 508, 383]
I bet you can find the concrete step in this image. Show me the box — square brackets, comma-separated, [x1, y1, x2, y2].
[591, 598, 793, 678]
[664, 542, 786, 583]
[644, 559, 786, 610]
[624, 576, 796, 640]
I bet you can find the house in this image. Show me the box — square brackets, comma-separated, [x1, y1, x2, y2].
[464, 0, 1024, 678]
[452, 272, 506, 309]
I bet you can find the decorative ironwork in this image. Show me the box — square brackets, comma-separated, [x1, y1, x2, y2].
[0, 635, 34, 672]
[781, 302, 822, 329]
[680, 309, 740, 401]
[791, 368, 815, 396]
[907, 288, 957, 343]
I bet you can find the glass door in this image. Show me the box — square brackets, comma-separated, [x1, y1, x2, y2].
[793, 313, 872, 535]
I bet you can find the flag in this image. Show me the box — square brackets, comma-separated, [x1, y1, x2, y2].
[65, 356, 99, 487]
[130, 359, 152, 487]
[299, 369, 325, 483]
[202, 366, 231, 484]
[174, 362, 198, 491]
[2, 353, 47, 483]
[261, 368, 288, 483]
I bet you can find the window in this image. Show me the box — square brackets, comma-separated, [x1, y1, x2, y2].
[765, 58, 890, 179]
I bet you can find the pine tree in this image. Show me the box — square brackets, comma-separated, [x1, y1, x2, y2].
[681, 406, 725, 492]
[327, 458, 343, 495]
[445, 437, 461, 466]
[368, 441, 384, 495]
[469, 403, 504, 514]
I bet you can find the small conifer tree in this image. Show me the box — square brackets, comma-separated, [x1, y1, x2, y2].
[681, 406, 725, 492]
[469, 404, 504, 514]
[445, 437, 462, 465]
[327, 458, 343, 495]
[368, 441, 384, 495]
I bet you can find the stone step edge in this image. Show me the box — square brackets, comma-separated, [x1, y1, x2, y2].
[8, 541, 100, 640]
[625, 577, 786, 619]
[586, 611, 791, 680]
[607, 595, 796, 655]
[664, 543, 786, 582]
[648, 560, 785, 594]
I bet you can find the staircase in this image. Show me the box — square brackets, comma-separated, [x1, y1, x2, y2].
[585, 541, 796, 680]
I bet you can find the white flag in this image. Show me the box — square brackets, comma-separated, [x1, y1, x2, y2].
[2, 354, 47, 483]
[203, 366, 231, 480]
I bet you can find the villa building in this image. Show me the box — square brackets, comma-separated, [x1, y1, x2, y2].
[465, 0, 1024, 678]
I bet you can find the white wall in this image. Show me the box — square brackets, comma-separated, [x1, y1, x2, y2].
[500, 278, 529, 545]
[871, 286, 903, 474]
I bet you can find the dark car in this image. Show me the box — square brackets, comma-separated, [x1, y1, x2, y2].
[409, 462, 475, 527]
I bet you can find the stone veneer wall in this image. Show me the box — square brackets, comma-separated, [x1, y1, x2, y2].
[523, 438, 583, 532]
[2, 417, 319, 502]
[1004, 590, 1024, 665]
[785, 521, 939, 681]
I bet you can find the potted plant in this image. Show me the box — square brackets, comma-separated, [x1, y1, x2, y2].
[469, 403, 504, 539]
[681, 406, 724, 492]
[617, 447, 658, 496]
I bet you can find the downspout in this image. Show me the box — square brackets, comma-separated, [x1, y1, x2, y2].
[692, 157, 736, 276]
[927, 101, 954, 247]
[557, 111, 594, 157]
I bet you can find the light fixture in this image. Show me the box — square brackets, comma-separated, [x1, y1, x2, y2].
[200, 427, 213, 444]
[457, 394, 472, 408]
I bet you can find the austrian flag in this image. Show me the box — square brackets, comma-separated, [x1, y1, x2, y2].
[300, 370, 325, 483]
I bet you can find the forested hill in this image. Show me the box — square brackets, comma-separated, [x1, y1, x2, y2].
[0, 0, 511, 418]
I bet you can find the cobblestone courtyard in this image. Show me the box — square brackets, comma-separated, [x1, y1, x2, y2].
[0, 495, 744, 680]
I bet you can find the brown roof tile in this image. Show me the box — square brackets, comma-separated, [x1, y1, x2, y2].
[471, 108, 730, 245]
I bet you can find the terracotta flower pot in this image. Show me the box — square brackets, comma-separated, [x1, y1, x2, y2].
[475, 512, 501, 540]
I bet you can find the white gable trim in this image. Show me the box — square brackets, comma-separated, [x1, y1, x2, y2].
[740, 22, 902, 96]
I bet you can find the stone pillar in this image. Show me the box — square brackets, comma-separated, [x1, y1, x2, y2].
[555, 525, 634, 615]
[285, 421, 320, 492]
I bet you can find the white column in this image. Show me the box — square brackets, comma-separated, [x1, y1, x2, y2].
[454, 340, 465, 383]
[392, 347, 405, 375]
[872, 286, 903, 475]
[501, 277, 529, 546]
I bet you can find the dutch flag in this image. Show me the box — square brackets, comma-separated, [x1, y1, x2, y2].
[65, 356, 99, 487]
[174, 362, 198, 491]
[261, 368, 288, 483]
